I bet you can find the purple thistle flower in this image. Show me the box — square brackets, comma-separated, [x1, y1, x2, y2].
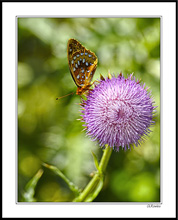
[80, 73, 157, 151]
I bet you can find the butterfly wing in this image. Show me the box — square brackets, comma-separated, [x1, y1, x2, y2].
[67, 39, 98, 88]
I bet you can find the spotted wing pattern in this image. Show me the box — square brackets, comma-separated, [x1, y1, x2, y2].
[67, 39, 98, 94]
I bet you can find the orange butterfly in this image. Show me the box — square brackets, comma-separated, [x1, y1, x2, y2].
[67, 39, 98, 95]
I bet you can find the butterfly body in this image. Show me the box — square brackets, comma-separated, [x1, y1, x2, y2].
[67, 39, 98, 95]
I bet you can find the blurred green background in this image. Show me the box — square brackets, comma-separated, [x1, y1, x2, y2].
[18, 17, 160, 202]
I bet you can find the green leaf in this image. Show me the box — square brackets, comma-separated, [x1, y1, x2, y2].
[22, 169, 44, 202]
[91, 151, 100, 173]
[42, 162, 80, 196]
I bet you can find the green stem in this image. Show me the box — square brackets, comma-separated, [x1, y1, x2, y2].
[99, 145, 113, 173]
[73, 146, 113, 202]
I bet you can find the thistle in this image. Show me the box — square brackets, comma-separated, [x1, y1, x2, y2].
[80, 73, 157, 151]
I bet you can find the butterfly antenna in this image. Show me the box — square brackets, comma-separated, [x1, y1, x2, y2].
[56, 92, 74, 100]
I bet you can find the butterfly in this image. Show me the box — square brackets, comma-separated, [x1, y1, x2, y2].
[67, 39, 98, 95]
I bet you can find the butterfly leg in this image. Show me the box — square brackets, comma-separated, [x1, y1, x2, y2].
[90, 80, 100, 88]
